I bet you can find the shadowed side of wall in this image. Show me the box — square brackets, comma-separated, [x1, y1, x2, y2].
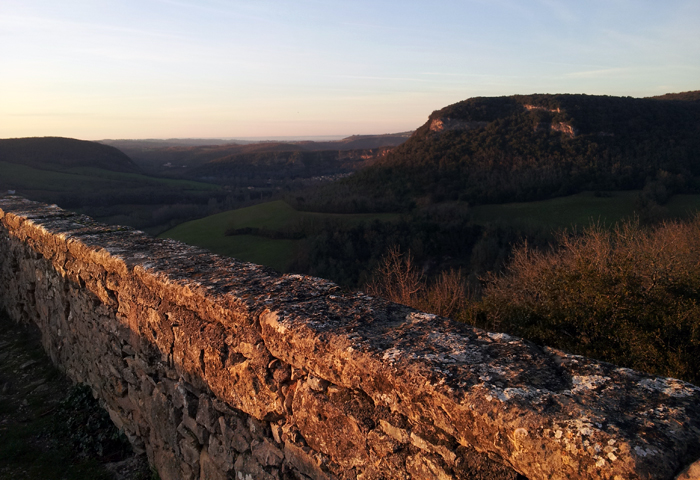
[0, 196, 699, 480]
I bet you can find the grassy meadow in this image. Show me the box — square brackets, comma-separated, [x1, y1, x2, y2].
[159, 200, 398, 272]
[470, 190, 700, 230]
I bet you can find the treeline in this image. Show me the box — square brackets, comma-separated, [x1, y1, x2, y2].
[366, 216, 700, 385]
[224, 204, 553, 287]
[284, 183, 408, 213]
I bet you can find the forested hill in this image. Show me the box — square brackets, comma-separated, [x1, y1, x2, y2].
[188, 148, 392, 182]
[348, 92, 700, 205]
[649, 90, 700, 101]
[0, 137, 140, 173]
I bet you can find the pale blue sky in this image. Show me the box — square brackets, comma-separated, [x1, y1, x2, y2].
[1, 0, 698, 139]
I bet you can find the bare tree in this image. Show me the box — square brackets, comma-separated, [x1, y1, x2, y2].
[365, 246, 424, 306]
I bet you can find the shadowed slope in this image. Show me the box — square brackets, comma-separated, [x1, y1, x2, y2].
[0, 137, 140, 173]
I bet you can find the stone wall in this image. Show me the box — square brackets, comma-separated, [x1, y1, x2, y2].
[1, 196, 699, 480]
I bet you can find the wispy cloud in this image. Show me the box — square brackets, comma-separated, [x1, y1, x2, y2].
[328, 74, 431, 83]
[150, 0, 267, 22]
[421, 72, 483, 76]
[535, 0, 577, 22]
[564, 67, 629, 79]
[0, 13, 184, 41]
[541, 61, 611, 69]
[340, 21, 407, 31]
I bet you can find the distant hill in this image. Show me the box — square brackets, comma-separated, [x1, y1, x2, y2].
[188, 148, 393, 182]
[307, 132, 413, 150]
[648, 90, 700, 102]
[347, 92, 700, 205]
[0, 137, 140, 173]
[101, 132, 411, 174]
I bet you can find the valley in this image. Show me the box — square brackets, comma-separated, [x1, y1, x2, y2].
[3, 90, 700, 384]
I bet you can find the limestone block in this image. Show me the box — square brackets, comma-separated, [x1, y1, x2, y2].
[110, 377, 129, 398]
[112, 391, 136, 416]
[120, 362, 138, 385]
[307, 374, 330, 392]
[153, 447, 184, 480]
[173, 381, 199, 418]
[234, 453, 276, 480]
[220, 415, 251, 453]
[179, 462, 195, 480]
[209, 359, 283, 421]
[270, 423, 284, 445]
[252, 438, 284, 467]
[379, 420, 410, 445]
[199, 449, 228, 480]
[147, 384, 180, 453]
[409, 430, 457, 466]
[195, 395, 216, 433]
[178, 433, 202, 471]
[356, 459, 410, 480]
[105, 405, 126, 431]
[284, 442, 330, 480]
[207, 435, 235, 472]
[271, 361, 291, 385]
[259, 302, 700, 480]
[212, 397, 237, 416]
[178, 415, 208, 448]
[247, 416, 267, 437]
[406, 453, 453, 480]
[292, 383, 369, 469]
[366, 430, 400, 459]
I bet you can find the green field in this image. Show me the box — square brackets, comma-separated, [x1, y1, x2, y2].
[470, 191, 700, 230]
[159, 200, 398, 272]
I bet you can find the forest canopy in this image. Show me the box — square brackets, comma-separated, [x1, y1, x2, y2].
[338, 93, 700, 209]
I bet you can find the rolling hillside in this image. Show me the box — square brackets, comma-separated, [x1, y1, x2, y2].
[0, 137, 222, 234]
[0, 137, 140, 173]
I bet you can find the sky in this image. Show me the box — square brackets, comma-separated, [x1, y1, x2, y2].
[1, 0, 699, 140]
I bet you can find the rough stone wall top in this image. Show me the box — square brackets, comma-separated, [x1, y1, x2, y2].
[1, 195, 699, 480]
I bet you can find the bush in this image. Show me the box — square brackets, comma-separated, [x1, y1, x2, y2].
[365, 247, 474, 321]
[477, 217, 700, 384]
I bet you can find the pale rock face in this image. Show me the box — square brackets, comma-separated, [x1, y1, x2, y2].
[523, 104, 562, 113]
[551, 121, 577, 137]
[429, 118, 489, 133]
[1, 195, 700, 480]
[524, 103, 577, 138]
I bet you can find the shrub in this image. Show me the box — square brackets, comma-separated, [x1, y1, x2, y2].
[364, 247, 424, 306]
[478, 217, 700, 383]
[365, 247, 474, 321]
